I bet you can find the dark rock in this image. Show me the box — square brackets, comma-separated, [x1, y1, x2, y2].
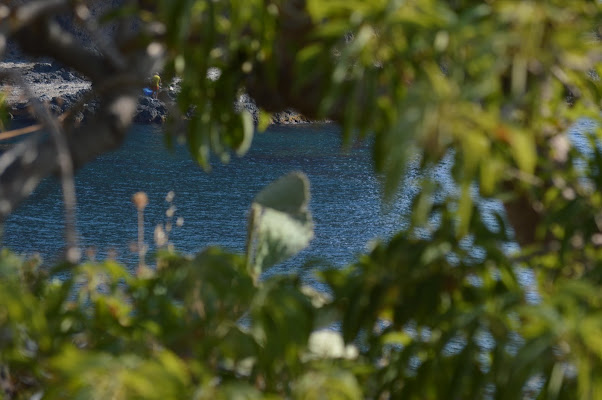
[13, 101, 29, 111]
[133, 95, 168, 123]
[134, 108, 156, 123]
[32, 63, 56, 73]
[6, 101, 31, 122]
[236, 93, 259, 123]
[48, 104, 62, 115]
[138, 96, 157, 107]
[61, 70, 75, 80]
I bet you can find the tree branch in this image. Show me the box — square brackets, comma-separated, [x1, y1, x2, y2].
[1, 69, 81, 262]
[14, 18, 115, 82]
[0, 88, 139, 220]
[0, 2, 159, 222]
[0, 0, 69, 35]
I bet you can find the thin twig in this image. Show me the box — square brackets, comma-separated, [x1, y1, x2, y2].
[0, 365, 15, 400]
[138, 208, 145, 267]
[0, 113, 71, 141]
[0, 124, 42, 140]
[245, 204, 262, 284]
[132, 192, 148, 272]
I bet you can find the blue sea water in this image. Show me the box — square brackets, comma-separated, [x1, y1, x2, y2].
[1, 123, 415, 280]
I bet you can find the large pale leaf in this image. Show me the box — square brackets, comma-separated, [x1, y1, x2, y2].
[253, 172, 310, 213]
[253, 208, 313, 272]
[250, 172, 313, 273]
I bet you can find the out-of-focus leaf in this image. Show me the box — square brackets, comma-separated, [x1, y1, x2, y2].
[253, 172, 310, 213]
[236, 110, 254, 156]
[258, 110, 272, 132]
[479, 156, 502, 196]
[509, 129, 537, 175]
[48, 347, 189, 399]
[381, 331, 413, 347]
[457, 182, 473, 238]
[293, 370, 362, 400]
[251, 276, 314, 366]
[249, 172, 314, 274]
[253, 208, 313, 272]
[305, 329, 358, 360]
[195, 382, 269, 400]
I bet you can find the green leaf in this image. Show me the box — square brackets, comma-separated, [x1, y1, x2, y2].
[253, 207, 314, 272]
[258, 110, 272, 132]
[196, 382, 268, 400]
[509, 129, 536, 175]
[247, 172, 314, 275]
[253, 172, 310, 213]
[236, 110, 254, 156]
[457, 182, 473, 238]
[293, 370, 362, 400]
[381, 331, 413, 346]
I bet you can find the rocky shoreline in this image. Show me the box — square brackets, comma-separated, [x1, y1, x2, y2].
[0, 60, 313, 127]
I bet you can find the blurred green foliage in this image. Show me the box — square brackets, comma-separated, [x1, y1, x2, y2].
[4, 0, 602, 398]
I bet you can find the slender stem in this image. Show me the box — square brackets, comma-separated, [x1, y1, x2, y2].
[0, 124, 42, 140]
[138, 209, 145, 267]
[245, 204, 260, 282]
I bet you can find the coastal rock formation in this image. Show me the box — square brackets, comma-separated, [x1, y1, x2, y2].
[236, 93, 311, 125]
[0, 60, 311, 126]
[135, 96, 167, 124]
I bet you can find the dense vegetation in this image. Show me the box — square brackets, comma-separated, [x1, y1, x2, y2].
[2, 0, 602, 398]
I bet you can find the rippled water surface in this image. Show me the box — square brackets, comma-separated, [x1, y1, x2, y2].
[2, 124, 414, 278]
